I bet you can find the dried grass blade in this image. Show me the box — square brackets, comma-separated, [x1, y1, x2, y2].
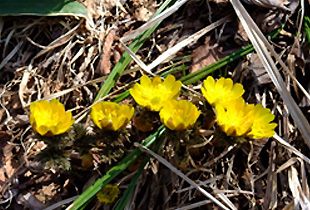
[33, 21, 82, 60]
[121, 15, 231, 75]
[135, 143, 237, 210]
[24, 75, 107, 107]
[121, 0, 189, 43]
[114, 137, 165, 210]
[300, 159, 310, 199]
[146, 15, 231, 71]
[0, 42, 22, 69]
[230, 0, 310, 148]
[44, 196, 79, 210]
[288, 166, 310, 209]
[19, 65, 31, 107]
[172, 200, 212, 210]
[273, 134, 310, 165]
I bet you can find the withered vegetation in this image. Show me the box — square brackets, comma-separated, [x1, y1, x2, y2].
[1, 0, 310, 209]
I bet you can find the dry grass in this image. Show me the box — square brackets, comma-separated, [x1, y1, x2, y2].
[1, 0, 310, 209]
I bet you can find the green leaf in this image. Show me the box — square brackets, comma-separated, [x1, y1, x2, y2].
[0, 0, 87, 17]
[305, 16, 310, 44]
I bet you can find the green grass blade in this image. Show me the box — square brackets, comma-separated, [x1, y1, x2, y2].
[94, 0, 175, 102]
[0, 0, 87, 17]
[180, 44, 254, 85]
[305, 16, 310, 44]
[69, 126, 165, 210]
[180, 26, 283, 85]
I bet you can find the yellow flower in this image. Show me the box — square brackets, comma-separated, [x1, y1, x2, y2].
[201, 76, 244, 107]
[159, 100, 201, 131]
[130, 74, 182, 111]
[247, 104, 277, 139]
[215, 99, 255, 137]
[96, 184, 120, 204]
[90, 101, 134, 131]
[29, 99, 74, 136]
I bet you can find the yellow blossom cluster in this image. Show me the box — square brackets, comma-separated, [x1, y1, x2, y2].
[130, 75, 200, 131]
[130, 75, 182, 111]
[29, 99, 134, 170]
[29, 74, 276, 140]
[29, 100, 134, 136]
[201, 76, 277, 139]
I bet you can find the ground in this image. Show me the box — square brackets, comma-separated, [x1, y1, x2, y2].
[1, 0, 310, 209]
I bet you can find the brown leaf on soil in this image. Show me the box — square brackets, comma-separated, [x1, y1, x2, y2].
[131, 0, 156, 22]
[253, 10, 285, 33]
[0, 127, 13, 186]
[34, 182, 60, 203]
[249, 53, 271, 85]
[0, 171, 5, 191]
[250, 138, 269, 163]
[190, 36, 225, 74]
[16, 192, 46, 210]
[102, 0, 127, 10]
[135, 7, 155, 22]
[235, 20, 249, 44]
[96, 29, 116, 75]
[113, 45, 122, 64]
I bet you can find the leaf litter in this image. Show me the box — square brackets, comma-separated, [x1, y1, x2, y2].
[0, 0, 310, 209]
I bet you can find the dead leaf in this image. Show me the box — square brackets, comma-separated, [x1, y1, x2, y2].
[102, 0, 127, 10]
[34, 183, 60, 203]
[16, 192, 46, 210]
[250, 138, 269, 163]
[113, 44, 124, 64]
[190, 36, 225, 73]
[95, 29, 116, 75]
[135, 7, 154, 22]
[0, 169, 5, 186]
[131, 0, 156, 22]
[0, 127, 14, 186]
[253, 10, 285, 33]
[235, 19, 249, 44]
[249, 53, 271, 85]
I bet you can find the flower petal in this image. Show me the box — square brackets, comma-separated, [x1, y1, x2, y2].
[130, 74, 182, 111]
[90, 101, 134, 131]
[201, 76, 245, 107]
[29, 99, 74, 136]
[160, 100, 200, 131]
